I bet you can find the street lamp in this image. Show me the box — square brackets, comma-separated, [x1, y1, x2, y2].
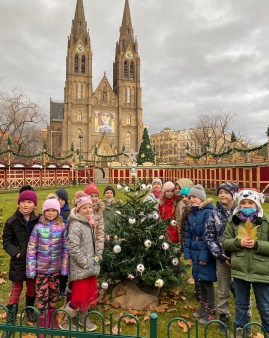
[78, 134, 83, 185]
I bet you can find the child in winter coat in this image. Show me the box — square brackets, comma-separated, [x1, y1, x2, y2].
[102, 185, 122, 235]
[158, 181, 179, 242]
[179, 187, 191, 255]
[26, 199, 68, 330]
[84, 184, 105, 255]
[205, 181, 239, 334]
[59, 191, 102, 332]
[2, 186, 40, 338]
[55, 188, 71, 297]
[143, 178, 163, 210]
[222, 189, 269, 337]
[184, 184, 216, 324]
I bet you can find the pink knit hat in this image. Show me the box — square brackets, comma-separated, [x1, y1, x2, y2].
[84, 184, 99, 196]
[42, 199, 60, 214]
[18, 190, 38, 206]
[162, 181, 175, 193]
[75, 191, 93, 211]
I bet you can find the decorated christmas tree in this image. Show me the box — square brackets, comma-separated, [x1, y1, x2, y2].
[101, 180, 185, 290]
[137, 127, 155, 165]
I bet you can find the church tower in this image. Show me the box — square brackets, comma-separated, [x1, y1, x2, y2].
[50, 0, 143, 164]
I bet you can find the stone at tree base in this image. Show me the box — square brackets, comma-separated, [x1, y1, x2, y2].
[111, 281, 159, 311]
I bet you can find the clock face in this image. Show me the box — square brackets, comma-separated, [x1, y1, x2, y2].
[76, 44, 84, 53]
[126, 51, 133, 59]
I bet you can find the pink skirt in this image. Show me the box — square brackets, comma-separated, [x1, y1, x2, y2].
[71, 276, 98, 311]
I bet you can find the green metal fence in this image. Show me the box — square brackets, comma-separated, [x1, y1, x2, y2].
[0, 304, 266, 338]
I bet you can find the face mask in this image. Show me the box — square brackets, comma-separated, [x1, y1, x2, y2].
[106, 198, 113, 203]
[239, 208, 256, 216]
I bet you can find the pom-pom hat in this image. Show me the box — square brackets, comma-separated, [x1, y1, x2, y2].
[75, 191, 93, 211]
[233, 189, 264, 217]
[84, 184, 99, 196]
[18, 190, 38, 206]
[162, 181, 175, 193]
[188, 184, 206, 201]
[42, 199, 61, 214]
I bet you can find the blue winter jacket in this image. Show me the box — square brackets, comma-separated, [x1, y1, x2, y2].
[205, 201, 237, 261]
[184, 199, 216, 282]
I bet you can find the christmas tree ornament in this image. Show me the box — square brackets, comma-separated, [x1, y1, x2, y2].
[106, 235, 111, 241]
[131, 172, 136, 178]
[134, 191, 139, 197]
[129, 217, 136, 225]
[172, 258, 179, 266]
[113, 245, 121, 253]
[101, 282, 108, 289]
[114, 235, 118, 240]
[155, 279, 164, 288]
[127, 274, 135, 280]
[170, 220, 177, 226]
[131, 167, 136, 173]
[124, 186, 130, 193]
[159, 235, 165, 240]
[137, 264, 145, 275]
[162, 242, 169, 250]
[117, 183, 123, 190]
[140, 184, 146, 191]
[153, 212, 159, 220]
[144, 239, 152, 248]
[115, 210, 121, 216]
[147, 184, 152, 191]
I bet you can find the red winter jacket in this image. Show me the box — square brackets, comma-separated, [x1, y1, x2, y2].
[158, 195, 179, 242]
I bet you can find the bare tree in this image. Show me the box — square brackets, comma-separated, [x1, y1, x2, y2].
[189, 110, 249, 156]
[0, 87, 47, 154]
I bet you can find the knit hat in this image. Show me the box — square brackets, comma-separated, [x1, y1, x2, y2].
[55, 188, 68, 203]
[84, 184, 99, 196]
[42, 198, 60, 214]
[217, 181, 238, 197]
[152, 178, 162, 186]
[74, 191, 93, 211]
[104, 185, 116, 197]
[180, 187, 191, 197]
[162, 181, 175, 193]
[188, 184, 206, 201]
[233, 189, 265, 217]
[18, 190, 38, 206]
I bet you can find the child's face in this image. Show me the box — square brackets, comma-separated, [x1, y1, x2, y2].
[189, 195, 203, 206]
[164, 189, 175, 199]
[78, 203, 93, 218]
[152, 182, 162, 191]
[18, 200, 35, 214]
[174, 185, 180, 195]
[58, 198, 66, 208]
[90, 193, 99, 204]
[182, 195, 190, 205]
[218, 189, 233, 205]
[44, 209, 58, 221]
[104, 190, 114, 200]
[240, 199, 257, 209]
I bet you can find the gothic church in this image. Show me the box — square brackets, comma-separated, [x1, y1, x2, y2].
[48, 0, 143, 163]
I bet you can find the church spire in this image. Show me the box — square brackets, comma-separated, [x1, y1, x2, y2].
[119, 0, 134, 47]
[71, 0, 88, 40]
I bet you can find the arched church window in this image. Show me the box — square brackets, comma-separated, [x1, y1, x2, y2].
[81, 56, 85, 73]
[126, 133, 131, 151]
[127, 87, 131, 103]
[78, 82, 82, 99]
[74, 55, 78, 73]
[126, 115, 131, 125]
[124, 61, 128, 78]
[77, 111, 82, 122]
[130, 62, 134, 79]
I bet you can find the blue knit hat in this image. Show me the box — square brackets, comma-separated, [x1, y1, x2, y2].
[55, 188, 68, 203]
[217, 181, 238, 197]
[180, 187, 191, 197]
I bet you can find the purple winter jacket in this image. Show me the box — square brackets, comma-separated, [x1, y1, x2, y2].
[26, 220, 69, 278]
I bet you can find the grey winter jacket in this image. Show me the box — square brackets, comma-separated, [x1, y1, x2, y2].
[67, 209, 102, 282]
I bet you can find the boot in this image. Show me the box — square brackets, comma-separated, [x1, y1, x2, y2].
[79, 311, 97, 332]
[64, 286, 72, 306]
[245, 316, 252, 337]
[1, 304, 18, 338]
[218, 314, 229, 335]
[193, 301, 206, 318]
[48, 309, 58, 329]
[199, 307, 216, 324]
[194, 282, 201, 301]
[58, 302, 78, 331]
[25, 294, 37, 323]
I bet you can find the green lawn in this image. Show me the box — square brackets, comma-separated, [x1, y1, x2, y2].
[0, 186, 268, 337]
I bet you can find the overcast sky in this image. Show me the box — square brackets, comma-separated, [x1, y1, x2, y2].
[1, 0, 269, 144]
